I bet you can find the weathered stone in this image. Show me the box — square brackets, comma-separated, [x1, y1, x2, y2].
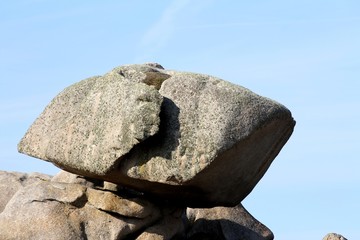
[18, 63, 295, 207]
[18, 67, 163, 176]
[103, 181, 122, 191]
[0, 170, 279, 239]
[52, 170, 98, 188]
[87, 187, 159, 219]
[186, 204, 274, 240]
[0, 170, 51, 213]
[52, 170, 121, 192]
[322, 233, 348, 240]
[137, 207, 186, 240]
[109, 64, 170, 90]
[0, 179, 162, 240]
[115, 68, 295, 206]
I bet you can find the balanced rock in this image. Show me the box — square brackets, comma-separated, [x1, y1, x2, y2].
[18, 63, 295, 207]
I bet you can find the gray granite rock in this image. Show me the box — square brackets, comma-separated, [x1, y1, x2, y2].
[18, 63, 295, 207]
[0, 177, 162, 240]
[0, 170, 51, 213]
[137, 207, 186, 240]
[18, 66, 163, 176]
[322, 233, 348, 240]
[0, 170, 278, 239]
[186, 204, 274, 240]
[109, 63, 170, 90]
[117, 70, 295, 206]
[52, 170, 98, 188]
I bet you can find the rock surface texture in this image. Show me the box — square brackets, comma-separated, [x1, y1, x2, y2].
[18, 63, 295, 207]
[322, 233, 348, 240]
[5, 63, 297, 239]
[0, 170, 271, 240]
[0, 170, 51, 213]
[186, 205, 274, 240]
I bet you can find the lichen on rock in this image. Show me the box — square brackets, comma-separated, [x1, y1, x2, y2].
[9, 63, 297, 239]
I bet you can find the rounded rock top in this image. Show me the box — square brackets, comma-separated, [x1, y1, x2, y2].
[18, 63, 295, 207]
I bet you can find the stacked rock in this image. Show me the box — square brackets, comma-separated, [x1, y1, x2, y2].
[0, 63, 295, 239]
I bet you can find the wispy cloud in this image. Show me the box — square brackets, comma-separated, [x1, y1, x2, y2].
[138, 0, 191, 56]
[197, 17, 360, 29]
[182, 16, 360, 30]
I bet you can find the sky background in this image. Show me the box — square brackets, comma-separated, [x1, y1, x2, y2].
[1, 0, 359, 239]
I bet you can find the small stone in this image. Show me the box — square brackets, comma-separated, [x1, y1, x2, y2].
[144, 62, 165, 69]
[110, 64, 170, 89]
[87, 187, 159, 219]
[103, 181, 121, 192]
[322, 233, 348, 240]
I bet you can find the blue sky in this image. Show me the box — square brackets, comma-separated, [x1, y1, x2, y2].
[1, 1, 359, 239]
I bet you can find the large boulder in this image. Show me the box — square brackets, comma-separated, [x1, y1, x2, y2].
[18, 63, 295, 207]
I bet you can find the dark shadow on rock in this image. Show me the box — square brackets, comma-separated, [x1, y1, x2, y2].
[187, 219, 272, 240]
[118, 96, 181, 172]
[99, 97, 203, 206]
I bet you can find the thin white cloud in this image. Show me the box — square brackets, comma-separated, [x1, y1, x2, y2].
[182, 16, 360, 30]
[139, 0, 191, 52]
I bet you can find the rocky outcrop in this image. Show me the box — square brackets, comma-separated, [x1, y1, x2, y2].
[0, 173, 164, 240]
[4, 63, 296, 239]
[0, 170, 271, 240]
[18, 63, 295, 207]
[0, 170, 51, 213]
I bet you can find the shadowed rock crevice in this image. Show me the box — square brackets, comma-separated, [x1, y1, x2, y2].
[117, 97, 181, 181]
[187, 219, 271, 240]
[79, 222, 88, 240]
[186, 204, 274, 240]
